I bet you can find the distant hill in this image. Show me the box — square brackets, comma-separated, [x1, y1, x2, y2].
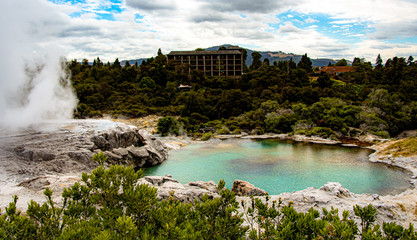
[121, 44, 338, 67]
[120, 58, 148, 66]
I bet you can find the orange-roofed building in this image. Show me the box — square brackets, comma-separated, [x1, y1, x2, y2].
[319, 66, 354, 76]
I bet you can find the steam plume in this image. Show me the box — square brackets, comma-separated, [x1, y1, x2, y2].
[0, 0, 78, 130]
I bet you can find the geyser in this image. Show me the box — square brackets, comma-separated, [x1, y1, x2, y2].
[0, 0, 78, 131]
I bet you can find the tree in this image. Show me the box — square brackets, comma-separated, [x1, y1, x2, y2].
[316, 73, 333, 88]
[250, 51, 262, 70]
[113, 58, 121, 69]
[335, 58, 348, 66]
[157, 116, 179, 136]
[352, 57, 362, 66]
[241, 49, 248, 72]
[408, 56, 414, 66]
[376, 54, 383, 67]
[138, 77, 156, 90]
[297, 53, 313, 72]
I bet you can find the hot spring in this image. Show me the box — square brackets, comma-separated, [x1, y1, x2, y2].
[145, 139, 411, 195]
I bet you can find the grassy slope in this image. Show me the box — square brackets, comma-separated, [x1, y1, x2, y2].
[380, 137, 417, 157]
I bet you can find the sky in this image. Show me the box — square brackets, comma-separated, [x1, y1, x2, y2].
[4, 0, 417, 63]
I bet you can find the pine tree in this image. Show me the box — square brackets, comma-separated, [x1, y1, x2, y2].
[297, 53, 312, 72]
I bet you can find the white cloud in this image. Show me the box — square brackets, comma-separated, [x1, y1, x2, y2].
[126, 0, 177, 12]
[278, 22, 304, 34]
[305, 17, 317, 23]
[6, 0, 417, 65]
[196, 0, 301, 14]
[330, 19, 358, 25]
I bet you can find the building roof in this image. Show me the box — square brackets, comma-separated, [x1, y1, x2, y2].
[168, 49, 242, 56]
[319, 66, 354, 74]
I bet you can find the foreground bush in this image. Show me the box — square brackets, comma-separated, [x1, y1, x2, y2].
[0, 162, 247, 240]
[1, 154, 416, 239]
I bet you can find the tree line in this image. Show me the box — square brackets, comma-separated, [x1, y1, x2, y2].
[69, 50, 417, 139]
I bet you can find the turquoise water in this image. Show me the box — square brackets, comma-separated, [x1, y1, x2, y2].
[145, 139, 411, 195]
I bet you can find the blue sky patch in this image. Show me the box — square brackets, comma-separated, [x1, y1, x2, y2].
[49, 0, 123, 21]
[135, 13, 145, 23]
[273, 10, 374, 45]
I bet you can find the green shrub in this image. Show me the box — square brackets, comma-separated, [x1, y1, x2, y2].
[232, 128, 242, 135]
[310, 127, 337, 139]
[157, 116, 179, 136]
[217, 126, 230, 135]
[201, 132, 213, 141]
[0, 153, 248, 239]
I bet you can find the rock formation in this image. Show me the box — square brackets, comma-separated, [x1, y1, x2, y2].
[140, 175, 220, 202]
[0, 120, 168, 184]
[231, 179, 268, 196]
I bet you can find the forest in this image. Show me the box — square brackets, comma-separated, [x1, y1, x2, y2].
[68, 50, 417, 139]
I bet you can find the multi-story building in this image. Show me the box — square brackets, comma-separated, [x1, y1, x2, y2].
[167, 46, 244, 77]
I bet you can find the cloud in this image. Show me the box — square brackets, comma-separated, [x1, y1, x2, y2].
[197, 0, 300, 13]
[18, 0, 417, 65]
[370, 20, 417, 39]
[190, 11, 231, 23]
[330, 19, 358, 25]
[305, 17, 317, 23]
[279, 22, 304, 34]
[126, 0, 177, 11]
[57, 25, 102, 37]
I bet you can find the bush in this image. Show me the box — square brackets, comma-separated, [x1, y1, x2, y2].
[0, 154, 248, 239]
[241, 197, 417, 240]
[310, 127, 337, 139]
[157, 116, 179, 136]
[217, 126, 230, 135]
[201, 132, 213, 141]
[232, 128, 242, 135]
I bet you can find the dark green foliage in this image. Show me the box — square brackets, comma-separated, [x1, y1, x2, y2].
[157, 116, 179, 136]
[297, 53, 313, 72]
[250, 51, 262, 70]
[336, 58, 348, 66]
[241, 197, 416, 240]
[69, 51, 417, 138]
[316, 73, 333, 88]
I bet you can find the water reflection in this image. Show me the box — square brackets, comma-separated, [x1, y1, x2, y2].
[145, 139, 411, 195]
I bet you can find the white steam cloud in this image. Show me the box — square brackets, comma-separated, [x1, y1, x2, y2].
[0, 0, 78, 130]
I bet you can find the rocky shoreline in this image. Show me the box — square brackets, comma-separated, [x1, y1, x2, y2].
[1, 119, 417, 227]
[159, 132, 417, 226]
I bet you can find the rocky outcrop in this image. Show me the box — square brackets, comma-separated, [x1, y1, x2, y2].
[140, 175, 220, 202]
[93, 128, 168, 169]
[319, 182, 352, 198]
[0, 120, 168, 183]
[232, 179, 268, 196]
